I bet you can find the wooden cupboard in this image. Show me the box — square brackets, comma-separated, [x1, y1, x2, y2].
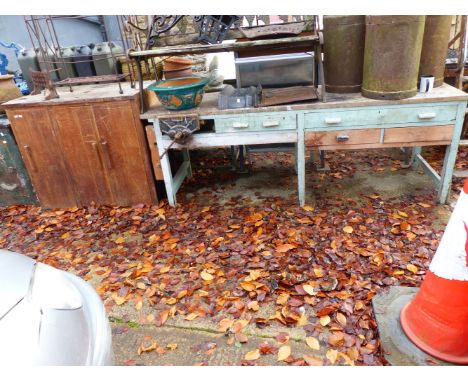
[3, 84, 157, 208]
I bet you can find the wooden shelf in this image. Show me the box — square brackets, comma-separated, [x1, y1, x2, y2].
[128, 35, 319, 59]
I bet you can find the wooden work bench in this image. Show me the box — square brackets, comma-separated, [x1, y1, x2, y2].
[141, 84, 468, 207]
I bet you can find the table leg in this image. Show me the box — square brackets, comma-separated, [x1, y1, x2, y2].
[182, 149, 192, 178]
[294, 143, 298, 175]
[411, 147, 422, 170]
[151, 119, 177, 207]
[297, 114, 306, 207]
[438, 103, 466, 204]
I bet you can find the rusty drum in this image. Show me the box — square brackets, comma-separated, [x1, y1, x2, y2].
[419, 16, 452, 87]
[323, 15, 366, 93]
[362, 16, 426, 100]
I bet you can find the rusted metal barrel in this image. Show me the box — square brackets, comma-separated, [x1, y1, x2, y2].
[323, 16, 366, 93]
[362, 16, 426, 100]
[419, 16, 452, 87]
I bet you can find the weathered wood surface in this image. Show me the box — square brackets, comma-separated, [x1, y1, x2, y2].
[145, 125, 164, 180]
[141, 84, 468, 119]
[2, 82, 139, 108]
[260, 86, 318, 106]
[129, 35, 319, 58]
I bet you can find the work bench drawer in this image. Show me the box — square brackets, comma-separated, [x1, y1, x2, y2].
[304, 104, 458, 129]
[214, 113, 296, 133]
[305, 128, 381, 148]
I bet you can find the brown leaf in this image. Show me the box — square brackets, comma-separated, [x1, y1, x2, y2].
[343, 226, 353, 234]
[336, 312, 347, 326]
[406, 264, 418, 274]
[305, 337, 320, 351]
[200, 269, 214, 281]
[275, 332, 290, 344]
[303, 355, 324, 366]
[320, 315, 331, 326]
[244, 349, 260, 361]
[326, 349, 338, 364]
[137, 341, 157, 355]
[276, 243, 296, 253]
[277, 345, 291, 361]
[114, 236, 125, 244]
[166, 343, 178, 350]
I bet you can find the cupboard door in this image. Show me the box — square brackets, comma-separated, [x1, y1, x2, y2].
[92, 100, 156, 205]
[6, 108, 76, 208]
[51, 105, 112, 206]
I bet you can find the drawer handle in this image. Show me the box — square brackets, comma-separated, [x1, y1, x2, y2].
[418, 112, 437, 120]
[336, 135, 350, 142]
[325, 117, 342, 124]
[263, 120, 280, 128]
[101, 141, 113, 169]
[232, 122, 249, 129]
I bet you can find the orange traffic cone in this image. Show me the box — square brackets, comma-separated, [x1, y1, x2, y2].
[400, 178, 468, 364]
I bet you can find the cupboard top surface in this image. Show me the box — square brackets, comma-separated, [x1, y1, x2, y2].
[2, 82, 139, 108]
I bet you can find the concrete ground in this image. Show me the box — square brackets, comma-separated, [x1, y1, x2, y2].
[104, 146, 454, 366]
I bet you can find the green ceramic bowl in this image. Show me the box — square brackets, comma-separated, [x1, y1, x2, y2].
[148, 76, 209, 111]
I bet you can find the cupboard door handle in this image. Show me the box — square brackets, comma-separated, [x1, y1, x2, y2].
[232, 122, 249, 129]
[325, 117, 342, 124]
[263, 120, 280, 128]
[100, 141, 113, 169]
[90, 141, 105, 169]
[418, 112, 436, 119]
[336, 135, 350, 142]
[23, 145, 37, 172]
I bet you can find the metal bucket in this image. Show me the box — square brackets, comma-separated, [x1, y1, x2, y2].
[37, 47, 60, 81]
[92, 42, 123, 76]
[56, 46, 77, 79]
[362, 16, 426, 100]
[17, 48, 40, 90]
[72, 44, 96, 77]
[419, 16, 452, 87]
[323, 15, 365, 93]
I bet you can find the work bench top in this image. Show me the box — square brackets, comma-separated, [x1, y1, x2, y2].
[141, 84, 468, 120]
[2, 82, 139, 108]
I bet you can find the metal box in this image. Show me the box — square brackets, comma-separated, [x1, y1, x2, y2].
[0, 115, 37, 206]
[235, 52, 315, 88]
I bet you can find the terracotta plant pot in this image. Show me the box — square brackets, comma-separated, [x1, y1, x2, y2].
[163, 67, 193, 79]
[163, 57, 193, 71]
[0, 75, 22, 113]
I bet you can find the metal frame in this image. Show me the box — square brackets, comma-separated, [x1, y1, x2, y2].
[24, 15, 134, 95]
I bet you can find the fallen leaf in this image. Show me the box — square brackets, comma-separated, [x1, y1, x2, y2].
[302, 205, 314, 212]
[244, 349, 260, 361]
[303, 284, 316, 296]
[185, 313, 198, 321]
[406, 264, 418, 274]
[166, 343, 178, 350]
[305, 337, 320, 351]
[336, 312, 347, 326]
[276, 332, 290, 344]
[200, 269, 214, 281]
[343, 226, 353, 234]
[115, 236, 125, 244]
[276, 244, 296, 253]
[320, 315, 331, 326]
[326, 349, 338, 364]
[277, 345, 291, 361]
[137, 341, 157, 355]
[303, 355, 324, 366]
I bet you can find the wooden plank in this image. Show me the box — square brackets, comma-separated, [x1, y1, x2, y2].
[93, 100, 156, 205]
[129, 35, 319, 58]
[140, 84, 468, 120]
[305, 128, 381, 147]
[260, 86, 318, 107]
[416, 154, 441, 185]
[6, 108, 77, 208]
[384, 125, 455, 144]
[460, 140, 468, 146]
[145, 125, 164, 180]
[172, 161, 190, 194]
[2, 82, 139, 108]
[161, 130, 298, 150]
[305, 140, 452, 150]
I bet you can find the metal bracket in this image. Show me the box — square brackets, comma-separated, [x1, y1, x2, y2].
[159, 115, 200, 145]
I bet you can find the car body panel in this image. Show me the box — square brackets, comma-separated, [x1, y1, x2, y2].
[0, 249, 35, 318]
